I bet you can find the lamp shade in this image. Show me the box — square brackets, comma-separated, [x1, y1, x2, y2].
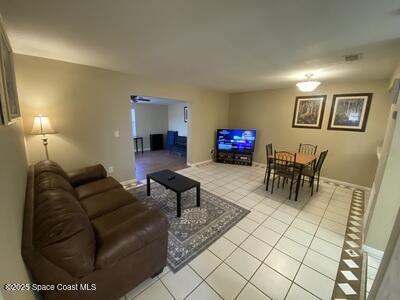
[31, 115, 56, 135]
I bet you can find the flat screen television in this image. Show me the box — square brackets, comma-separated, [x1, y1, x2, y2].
[216, 129, 256, 153]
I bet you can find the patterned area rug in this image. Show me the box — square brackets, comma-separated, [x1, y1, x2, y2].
[131, 183, 249, 272]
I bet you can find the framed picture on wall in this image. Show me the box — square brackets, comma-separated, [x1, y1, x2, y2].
[0, 90, 5, 125]
[292, 95, 326, 129]
[0, 67, 6, 124]
[184, 106, 188, 123]
[327, 93, 372, 132]
[0, 18, 20, 124]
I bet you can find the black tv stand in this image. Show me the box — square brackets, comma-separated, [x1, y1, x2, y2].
[216, 151, 253, 166]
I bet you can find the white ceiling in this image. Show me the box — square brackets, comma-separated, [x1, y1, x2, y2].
[1, 0, 400, 92]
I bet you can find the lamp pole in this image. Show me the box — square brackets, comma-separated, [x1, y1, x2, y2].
[41, 134, 49, 160]
[31, 115, 55, 160]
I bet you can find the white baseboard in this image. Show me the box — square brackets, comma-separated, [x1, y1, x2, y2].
[188, 160, 212, 167]
[363, 244, 384, 259]
[320, 176, 371, 192]
[134, 147, 150, 152]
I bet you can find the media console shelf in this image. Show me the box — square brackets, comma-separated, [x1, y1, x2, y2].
[216, 151, 253, 166]
[215, 129, 256, 167]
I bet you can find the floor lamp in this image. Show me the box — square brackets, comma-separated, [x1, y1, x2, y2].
[31, 115, 56, 160]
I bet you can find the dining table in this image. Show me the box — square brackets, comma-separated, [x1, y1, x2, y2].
[267, 152, 316, 201]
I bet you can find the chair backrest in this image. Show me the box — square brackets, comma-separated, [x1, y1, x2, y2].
[266, 143, 273, 159]
[299, 143, 318, 155]
[166, 131, 178, 149]
[315, 150, 328, 172]
[273, 150, 297, 175]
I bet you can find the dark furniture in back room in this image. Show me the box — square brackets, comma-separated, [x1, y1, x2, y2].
[166, 131, 178, 150]
[22, 160, 169, 300]
[173, 136, 187, 156]
[167, 130, 187, 156]
[133, 136, 144, 154]
[150, 133, 164, 150]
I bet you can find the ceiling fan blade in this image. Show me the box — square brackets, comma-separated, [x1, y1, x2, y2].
[130, 95, 151, 103]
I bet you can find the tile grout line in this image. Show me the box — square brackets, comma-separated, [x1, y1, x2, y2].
[283, 185, 338, 299]
[218, 182, 341, 299]
[193, 178, 291, 300]
[129, 165, 349, 300]
[232, 195, 289, 299]
[232, 183, 315, 299]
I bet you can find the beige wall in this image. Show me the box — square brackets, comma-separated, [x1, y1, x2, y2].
[168, 102, 188, 136]
[229, 80, 391, 187]
[134, 103, 168, 150]
[365, 108, 400, 250]
[0, 120, 36, 300]
[14, 54, 229, 181]
[364, 67, 400, 251]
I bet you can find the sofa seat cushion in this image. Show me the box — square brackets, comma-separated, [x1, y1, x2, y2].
[75, 177, 121, 199]
[80, 188, 134, 220]
[95, 209, 169, 269]
[91, 201, 147, 236]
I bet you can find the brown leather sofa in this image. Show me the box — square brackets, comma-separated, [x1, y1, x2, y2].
[22, 160, 169, 300]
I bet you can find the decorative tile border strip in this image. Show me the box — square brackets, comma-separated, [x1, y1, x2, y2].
[332, 189, 366, 299]
[320, 179, 359, 191]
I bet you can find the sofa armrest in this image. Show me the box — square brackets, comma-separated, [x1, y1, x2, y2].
[67, 164, 107, 187]
[95, 209, 169, 269]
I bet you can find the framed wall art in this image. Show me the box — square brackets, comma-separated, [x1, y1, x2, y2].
[184, 106, 188, 123]
[292, 95, 326, 129]
[0, 17, 20, 124]
[327, 93, 372, 132]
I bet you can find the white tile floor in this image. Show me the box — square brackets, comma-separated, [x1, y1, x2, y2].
[123, 162, 356, 300]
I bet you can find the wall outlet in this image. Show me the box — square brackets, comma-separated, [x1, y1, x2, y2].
[108, 166, 114, 174]
[114, 130, 120, 138]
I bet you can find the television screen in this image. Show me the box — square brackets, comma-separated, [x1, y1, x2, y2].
[217, 129, 256, 152]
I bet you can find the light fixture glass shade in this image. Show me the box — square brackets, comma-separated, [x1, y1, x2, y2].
[31, 115, 56, 135]
[296, 80, 321, 92]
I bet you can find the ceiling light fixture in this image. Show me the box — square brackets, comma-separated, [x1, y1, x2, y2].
[296, 74, 321, 92]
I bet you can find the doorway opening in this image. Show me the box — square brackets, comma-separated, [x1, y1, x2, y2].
[130, 95, 190, 181]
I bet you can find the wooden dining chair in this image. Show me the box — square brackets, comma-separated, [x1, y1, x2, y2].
[267, 151, 299, 200]
[298, 143, 318, 155]
[263, 143, 273, 183]
[302, 150, 328, 195]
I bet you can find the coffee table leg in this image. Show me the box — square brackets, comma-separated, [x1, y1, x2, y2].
[196, 185, 201, 207]
[147, 176, 150, 196]
[177, 192, 181, 217]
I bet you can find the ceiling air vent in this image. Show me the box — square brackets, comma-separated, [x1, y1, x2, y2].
[344, 53, 362, 62]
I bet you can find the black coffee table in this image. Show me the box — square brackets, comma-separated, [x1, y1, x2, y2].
[146, 169, 201, 217]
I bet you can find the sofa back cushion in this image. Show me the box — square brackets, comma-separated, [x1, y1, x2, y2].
[35, 171, 77, 197]
[33, 161, 95, 277]
[35, 160, 69, 179]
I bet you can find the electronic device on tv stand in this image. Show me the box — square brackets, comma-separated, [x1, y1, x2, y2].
[215, 129, 256, 166]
